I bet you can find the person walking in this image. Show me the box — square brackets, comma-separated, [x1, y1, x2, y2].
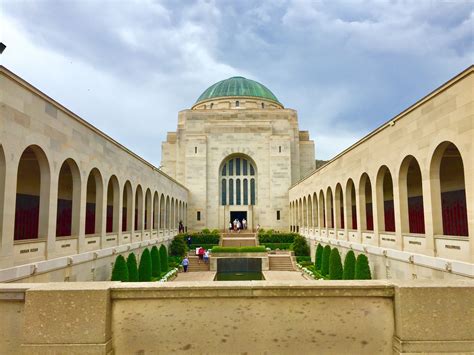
[203, 249, 209, 264]
[182, 257, 189, 272]
[198, 246, 205, 264]
[186, 235, 192, 249]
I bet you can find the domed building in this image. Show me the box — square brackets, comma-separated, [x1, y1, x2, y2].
[162, 76, 315, 231]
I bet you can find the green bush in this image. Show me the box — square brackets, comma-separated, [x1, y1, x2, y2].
[296, 256, 311, 263]
[139, 248, 152, 281]
[315, 243, 324, 271]
[298, 260, 313, 267]
[321, 245, 331, 276]
[168, 256, 182, 269]
[329, 248, 343, 280]
[355, 254, 372, 280]
[258, 233, 296, 243]
[184, 232, 220, 245]
[111, 255, 129, 282]
[211, 229, 220, 235]
[189, 244, 216, 250]
[343, 250, 356, 280]
[292, 234, 310, 256]
[159, 245, 168, 273]
[211, 246, 267, 253]
[126, 253, 139, 282]
[263, 243, 292, 250]
[169, 235, 187, 257]
[202, 228, 211, 234]
[150, 246, 161, 278]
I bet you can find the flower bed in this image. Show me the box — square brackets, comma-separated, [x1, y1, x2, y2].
[159, 268, 179, 282]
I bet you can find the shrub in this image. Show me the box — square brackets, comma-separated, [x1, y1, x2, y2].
[211, 246, 266, 253]
[329, 248, 343, 280]
[355, 254, 372, 280]
[258, 233, 296, 244]
[127, 252, 139, 282]
[139, 248, 152, 281]
[321, 245, 331, 276]
[211, 229, 220, 235]
[296, 256, 311, 263]
[185, 233, 220, 245]
[170, 235, 187, 257]
[263, 243, 292, 250]
[292, 234, 310, 256]
[202, 228, 211, 234]
[168, 256, 182, 269]
[343, 250, 356, 280]
[150, 246, 161, 278]
[159, 244, 168, 273]
[111, 255, 129, 282]
[315, 243, 324, 271]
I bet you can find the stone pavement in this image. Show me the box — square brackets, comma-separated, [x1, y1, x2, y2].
[172, 271, 216, 281]
[262, 271, 309, 281]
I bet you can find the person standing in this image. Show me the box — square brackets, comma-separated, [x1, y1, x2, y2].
[198, 246, 205, 264]
[242, 218, 247, 230]
[229, 221, 233, 233]
[182, 257, 189, 272]
[179, 221, 184, 233]
[203, 249, 209, 264]
[186, 235, 192, 249]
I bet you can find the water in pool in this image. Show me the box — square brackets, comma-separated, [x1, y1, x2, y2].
[214, 272, 265, 281]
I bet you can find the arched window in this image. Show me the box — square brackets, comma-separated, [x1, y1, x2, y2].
[377, 166, 395, 232]
[56, 159, 80, 237]
[399, 156, 424, 234]
[345, 179, 357, 230]
[220, 156, 257, 206]
[359, 173, 373, 231]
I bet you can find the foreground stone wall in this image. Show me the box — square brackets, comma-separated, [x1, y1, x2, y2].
[0, 280, 472, 354]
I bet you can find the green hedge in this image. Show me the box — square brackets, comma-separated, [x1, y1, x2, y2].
[258, 232, 296, 243]
[355, 254, 372, 280]
[263, 243, 292, 250]
[315, 244, 324, 271]
[150, 246, 161, 278]
[111, 255, 129, 282]
[168, 256, 182, 269]
[343, 250, 356, 280]
[139, 248, 152, 281]
[183, 232, 220, 245]
[126, 253, 139, 282]
[170, 235, 187, 257]
[296, 256, 311, 263]
[292, 234, 310, 256]
[159, 245, 168, 273]
[321, 245, 331, 276]
[329, 248, 343, 280]
[211, 246, 267, 253]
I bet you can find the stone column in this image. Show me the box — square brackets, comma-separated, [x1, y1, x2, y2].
[0, 166, 17, 268]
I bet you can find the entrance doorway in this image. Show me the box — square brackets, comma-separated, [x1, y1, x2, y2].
[230, 211, 247, 227]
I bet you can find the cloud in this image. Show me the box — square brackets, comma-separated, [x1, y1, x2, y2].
[1, 0, 472, 162]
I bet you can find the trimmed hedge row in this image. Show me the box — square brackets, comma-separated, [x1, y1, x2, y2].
[211, 246, 267, 253]
[312, 243, 371, 280]
[182, 230, 220, 245]
[189, 244, 216, 250]
[263, 243, 292, 250]
[258, 232, 297, 243]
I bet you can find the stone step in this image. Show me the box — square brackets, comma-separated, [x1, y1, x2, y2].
[269, 256, 295, 271]
[186, 256, 210, 272]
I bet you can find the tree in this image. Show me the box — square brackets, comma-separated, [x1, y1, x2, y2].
[127, 252, 139, 282]
[150, 246, 162, 278]
[138, 248, 152, 281]
[159, 244, 169, 273]
[315, 243, 324, 271]
[355, 254, 372, 280]
[343, 250, 356, 280]
[111, 255, 129, 282]
[321, 245, 331, 276]
[170, 235, 187, 257]
[292, 234, 310, 256]
[329, 248, 343, 280]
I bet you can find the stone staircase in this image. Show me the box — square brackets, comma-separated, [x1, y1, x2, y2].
[268, 254, 295, 271]
[221, 232, 258, 247]
[186, 255, 210, 272]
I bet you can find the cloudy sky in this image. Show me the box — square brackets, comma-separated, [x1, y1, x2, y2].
[1, 0, 472, 166]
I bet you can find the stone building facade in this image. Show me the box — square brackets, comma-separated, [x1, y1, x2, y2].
[162, 77, 315, 231]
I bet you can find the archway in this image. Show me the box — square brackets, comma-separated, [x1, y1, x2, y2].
[134, 185, 143, 231]
[153, 192, 159, 230]
[85, 168, 103, 235]
[345, 179, 357, 230]
[312, 192, 318, 228]
[430, 142, 468, 236]
[326, 187, 334, 228]
[359, 173, 373, 231]
[307, 194, 313, 228]
[160, 194, 165, 229]
[302, 196, 307, 227]
[376, 166, 395, 232]
[122, 181, 133, 232]
[319, 190, 325, 228]
[106, 175, 119, 234]
[165, 196, 170, 229]
[335, 183, 344, 229]
[145, 189, 152, 230]
[399, 156, 425, 234]
[56, 159, 81, 237]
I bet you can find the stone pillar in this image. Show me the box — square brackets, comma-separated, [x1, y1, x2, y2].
[0, 166, 16, 268]
[392, 171, 403, 251]
[44, 168, 57, 259]
[22, 283, 113, 353]
[77, 174, 87, 253]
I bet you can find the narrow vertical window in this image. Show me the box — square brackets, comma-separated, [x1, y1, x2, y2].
[243, 179, 248, 205]
[250, 164, 255, 176]
[229, 159, 234, 175]
[222, 163, 226, 176]
[195, 147, 197, 154]
[250, 178, 256, 205]
[277, 210, 281, 220]
[229, 179, 234, 205]
[236, 100, 240, 107]
[221, 179, 226, 205]
[261, 102, 265, 108]
[236, 158, 241, 175]
[279, 146, 282, 153]
[243, 159, 248, 175]
[236, 179, 241, 205]
[197, 211, 201, 221]
[210, 103, 214, 109]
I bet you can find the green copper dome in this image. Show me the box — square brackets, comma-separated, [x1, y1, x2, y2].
[195, 76, 281, 105]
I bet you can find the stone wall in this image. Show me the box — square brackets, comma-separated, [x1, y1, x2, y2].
[0, 280, 472, 354]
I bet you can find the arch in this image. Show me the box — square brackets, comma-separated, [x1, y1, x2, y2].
[105, 175, 120, 234]
[345, 179, 357, 230]
[326, 187, 334, 228]
[302, 196, 307, 227]
[359, 173, 373, 231]
[85, 168, 103, 235]
[307, 194, 313, 228]
[0, 146, 5, 243]
[165, 196, 170, 229]
[14, 145, 51, 240]
[318, 190, 326, 228]
[430, 142, 468, 236]
[335, 183, 344, 229]
[134, 185, 143, 231]
[153, 191, 159, 230]
[122, 181, 133, 232]
[399, 156, 424, 234]
[56, 158, 81, 237]
[144, 188, 152, 230]
[376, 166, 395, 232]
[159, 194, 165, 229]
[312, 192, 318, 227]
[219, 154, 257, 206]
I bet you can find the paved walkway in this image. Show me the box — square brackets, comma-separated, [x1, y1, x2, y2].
[262, 271, 309, 281]
[172, 271, 216, 281]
